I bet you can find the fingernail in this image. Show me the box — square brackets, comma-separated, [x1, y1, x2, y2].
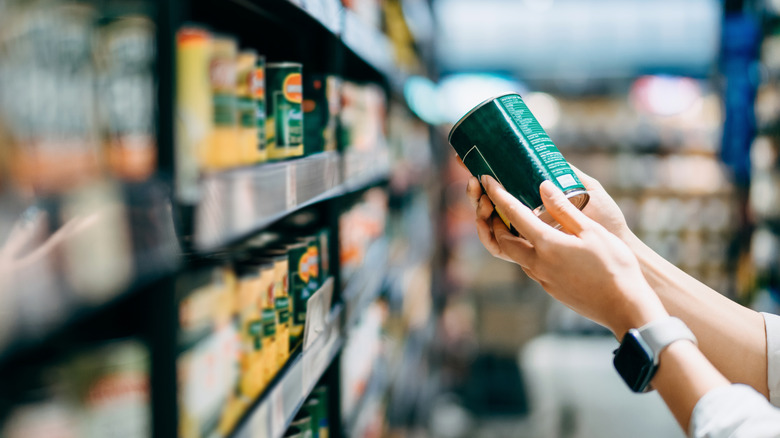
[540, 180, 558, 197]
[480, 175, 487, 185]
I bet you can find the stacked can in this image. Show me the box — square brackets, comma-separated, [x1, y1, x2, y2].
[267, 62, 304, 160]
[206, 35, 240, 169]
[175, 26, 211, 203]
[236, 50, 258, 165]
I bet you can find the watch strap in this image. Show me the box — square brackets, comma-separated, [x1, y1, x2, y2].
[638, 316, 698, 365]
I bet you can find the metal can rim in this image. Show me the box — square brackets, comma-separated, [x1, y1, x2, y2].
[534, 189, 589, 227]
[447, 91, 520, 145]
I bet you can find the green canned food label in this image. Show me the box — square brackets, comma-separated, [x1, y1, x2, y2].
[213, 93, 237, 126]
[262, 309, 277, 337]
[267, 63, 304, 159]
[275, 296, 291, 324]
[249, 320, 263, 350]
[497, 94, 582, 191]
[209, 42, 238, 127]
[239, 97, 255, 127]
[449, 93, 586, 212]
[290, 241, 318, 325]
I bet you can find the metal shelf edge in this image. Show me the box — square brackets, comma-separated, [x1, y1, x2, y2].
[193, 152, 393, 252]
[230, 304, 343, 438]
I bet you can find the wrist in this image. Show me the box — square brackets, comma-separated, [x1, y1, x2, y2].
[618, 227, 643, 252]
[612, 287, 669, 339]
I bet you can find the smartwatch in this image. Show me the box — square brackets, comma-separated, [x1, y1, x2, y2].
[613, 316, 697, 393]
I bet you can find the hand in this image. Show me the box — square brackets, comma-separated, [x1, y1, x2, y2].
[465, 165, 632, 243]
[568, 165, 633, 242]
[477, 175, 667, 337]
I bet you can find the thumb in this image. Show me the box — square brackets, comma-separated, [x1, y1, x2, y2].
[539, 181, 590, 235]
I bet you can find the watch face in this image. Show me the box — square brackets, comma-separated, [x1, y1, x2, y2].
[613, 331, 656, 393]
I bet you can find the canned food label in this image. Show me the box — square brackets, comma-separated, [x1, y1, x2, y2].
[267, 65, 304, 156]
[262, 309, 277, 337]
[213, 93, 237, 126]
[239, 97, 256, 128]
[497, 94, 583, 191]
[298, 246, 319, 284]
[283, 73, 303, 103]
[275, 297, 291, 324]
[249, 320, 263, 350]
[274, 89, 303, 146]
[252, 69, 265, 100]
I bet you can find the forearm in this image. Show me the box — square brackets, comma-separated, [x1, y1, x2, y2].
[653, 340, 730, 430]
[624, 231, 769, 398]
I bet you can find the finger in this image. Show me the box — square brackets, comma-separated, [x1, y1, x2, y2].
[476, 217, 509, 261]
[481, 175, 548, 243]
[539, 180, 592, 236]
[476, 194, 494, 220]
[491, 215, 536, 265]
[466, 176, 482, 209]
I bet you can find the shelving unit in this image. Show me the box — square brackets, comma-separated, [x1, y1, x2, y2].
[0, 179, 181, 364]
[230, 306, 343, 438]
[0, 0, 437, 437]
[194, 152, 342, 251]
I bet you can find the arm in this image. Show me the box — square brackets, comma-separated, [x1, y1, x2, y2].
[466, 171, 770, 398]
[476, 175, 729, 431]
[475, 176, 773, 434]
[625, 231, 769, 399]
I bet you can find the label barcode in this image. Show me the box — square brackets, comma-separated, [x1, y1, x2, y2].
[557, 174, 577, 189]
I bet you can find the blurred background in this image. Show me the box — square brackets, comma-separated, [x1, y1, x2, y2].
[0, 0, 778, 437]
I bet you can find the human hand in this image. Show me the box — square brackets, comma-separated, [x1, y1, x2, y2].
[465, 165, 633, 243]
[477, 175, 667, 337]
[466, 164, 633, 243]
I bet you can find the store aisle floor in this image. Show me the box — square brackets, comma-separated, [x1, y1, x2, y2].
[519, 335, 685, 438]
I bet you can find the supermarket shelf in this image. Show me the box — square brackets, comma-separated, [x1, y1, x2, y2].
[342, 149, 392, 193]
[299, 0, 342, 34]
[194, 0, 409, 104]
[194, 152, 341, 251]
[194, 151, 392, 252]
[343, 238, 390, 328]
[0, 180, 181, 365]
[230, 304, 343, 438]
[342, 9, 408, 94]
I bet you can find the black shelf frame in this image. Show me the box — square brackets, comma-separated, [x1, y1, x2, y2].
[0, 1, 410, 437]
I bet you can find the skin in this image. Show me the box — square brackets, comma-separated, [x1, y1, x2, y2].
[466, 168, 769, 398]
[465, 173, 747, 431]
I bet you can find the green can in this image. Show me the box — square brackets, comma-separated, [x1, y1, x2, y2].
[448, 92, 588, 228]
[303, 74, 336, 156]
[266, 62, 304, 160]
[282, 241, 310, 347]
